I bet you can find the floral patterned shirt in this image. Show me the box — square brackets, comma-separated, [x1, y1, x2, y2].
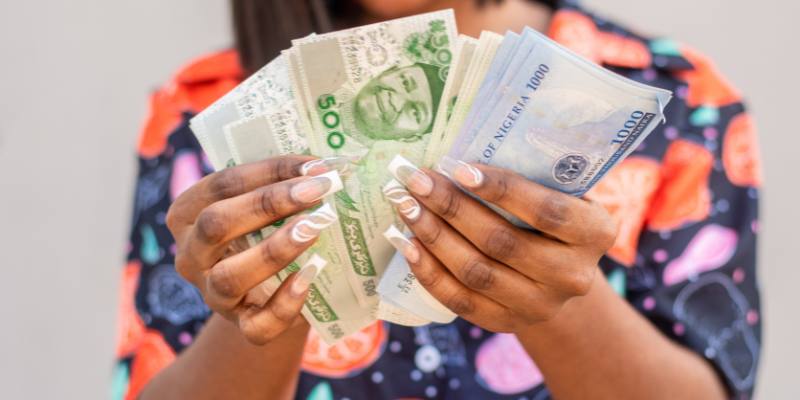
[111, 2, 762, 399]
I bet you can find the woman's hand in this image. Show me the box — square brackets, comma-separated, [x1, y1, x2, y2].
[387, 155, 617, 333]
[166, 156, 346, 345]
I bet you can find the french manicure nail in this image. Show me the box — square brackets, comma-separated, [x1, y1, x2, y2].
[300, 157, 351, 177]
[291, 203, 339, 244]
[437, 155, 483, 188]
[383, 179, 422, 221]
[290, 253, 328, 298]
[382, 225, 420, 264]
[290, 170, 343, 204]
[387, 154, 433, 196]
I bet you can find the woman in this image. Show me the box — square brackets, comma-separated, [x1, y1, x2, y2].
[113, 0, 762, 399]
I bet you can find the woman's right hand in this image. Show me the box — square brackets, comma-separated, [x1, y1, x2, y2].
[166, 155, 346, 345]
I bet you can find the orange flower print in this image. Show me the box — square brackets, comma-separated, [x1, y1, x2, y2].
[116, 261, 146, 358]
[723, 113, 763, 187]
[125, 330, 176, 400]
[588, 157, 662, 266]
[548, 10, 651, 68]
[674, 45, 740, 108]
[648, 139, 714, 231]
[302, 321, 388, 378]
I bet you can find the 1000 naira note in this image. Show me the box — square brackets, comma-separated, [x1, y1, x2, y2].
[458, 28, 672, 205]
[289, 10, 459, 307]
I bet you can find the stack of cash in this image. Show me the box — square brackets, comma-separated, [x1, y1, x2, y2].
[190, 9, 671, 345]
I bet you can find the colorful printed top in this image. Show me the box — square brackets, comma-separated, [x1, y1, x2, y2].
[112, 2, 762, 400]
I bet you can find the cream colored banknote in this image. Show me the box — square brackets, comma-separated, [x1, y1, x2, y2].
[289, 10, 459, 308]
[427, 30, 503, 167]
[421, 34, 477, 168]
[191, 54, 296, 171]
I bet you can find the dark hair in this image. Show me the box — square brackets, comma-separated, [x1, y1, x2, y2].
[231, 0, 556, 75]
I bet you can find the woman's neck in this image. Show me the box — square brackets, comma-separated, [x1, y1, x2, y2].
[360, 0, 553, 38]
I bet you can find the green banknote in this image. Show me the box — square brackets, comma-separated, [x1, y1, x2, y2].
[192, 52, 378, 346]
[425, 30, 503, 167]
[421, 34, 477, 168]
[289, 10, 459, 307]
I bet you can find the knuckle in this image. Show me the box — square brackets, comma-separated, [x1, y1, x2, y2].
[209, 169, 244, 200]
[595, 213, 618, 252]
[482, 224, 519, 260]
[269, 303, 299, 325]
[414, 265, 442, 290]
[194, 207, 229, 245]
[560, 267, 595, 297]
[444, 291, 476, 315]
[174, 256, 192, 280]
[460, 258, 496, 291]
[255, 188, 281, 220]
[275, 156, 302, 180]
[207, 266, 241, 299]
[490, 174, 512, 203]
[437, 190, 462, 219]
[417, 221, 446, 250]
[165, 205, 181, 234]
[240, 318, 275, 346]
[260, 239, 291, 268]
[535, 193, 570, 232]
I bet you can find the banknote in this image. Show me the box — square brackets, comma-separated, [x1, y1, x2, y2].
[191, 54, 296, 171]
[457, 28, 672, 227]
[421, 34, 477, 167]
[447, 30, 520, 160]
[378, 31, 503, 324]
[424, 30, 503, 168]
[191, 50, 379, 345]
[450, 27, 544, 161]
[289, 10, 459, 307]
[376, 227, 457, 325]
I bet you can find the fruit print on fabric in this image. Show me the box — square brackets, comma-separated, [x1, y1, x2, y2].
[475, 333, 543, 394]
[673, 45, 740, 108]
[673, 274, 759, 391]
[120, 3, 761, 399]
[548, 10, 651, 68]
[125, 330, 177, 400]
[648, 139, 713, 231]
[116, 261, 146, 358]
[723, 113, 763, 187]
[301, 321, 388, 378]
[663, 224, 738, 285]
[170, 150, 204, 201]
[589, 157, 661, 266]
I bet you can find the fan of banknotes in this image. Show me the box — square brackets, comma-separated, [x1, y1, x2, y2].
[190, 9, 672, 345]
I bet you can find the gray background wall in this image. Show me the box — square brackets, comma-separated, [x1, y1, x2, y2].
[0, 0, 796, 399]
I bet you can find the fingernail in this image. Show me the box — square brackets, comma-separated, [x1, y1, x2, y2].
[437, 155, 483, 188]
[290, 253, 328, 298]
[383, 179, 421, 221]
[291, 203, 339, 244]
[388, 155, 432, 196]
[383, 225, 420, 264]
[301, 157, 351, 177]
[291, 170, 343, 204]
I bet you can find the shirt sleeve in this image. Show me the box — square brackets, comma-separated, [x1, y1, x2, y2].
[111, 112, 214, 400]
[593, 80, 762, 398]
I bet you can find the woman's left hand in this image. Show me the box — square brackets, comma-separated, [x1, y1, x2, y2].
[387, 155, 618, 333]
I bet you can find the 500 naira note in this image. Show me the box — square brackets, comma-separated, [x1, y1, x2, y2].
[289, 10, 459, 307]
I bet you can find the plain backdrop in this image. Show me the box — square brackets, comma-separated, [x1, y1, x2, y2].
[0, 1, 796, 399]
